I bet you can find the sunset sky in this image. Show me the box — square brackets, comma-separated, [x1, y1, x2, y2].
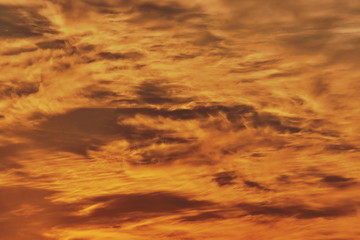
[0, 0, 360, 239]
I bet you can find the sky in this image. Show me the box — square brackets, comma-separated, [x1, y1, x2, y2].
[0, 0, 360, 239]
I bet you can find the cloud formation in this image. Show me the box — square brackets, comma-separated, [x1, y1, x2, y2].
[1, 0, 359, 239]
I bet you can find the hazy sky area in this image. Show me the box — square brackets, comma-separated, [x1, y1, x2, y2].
[0, 0, 360, 239]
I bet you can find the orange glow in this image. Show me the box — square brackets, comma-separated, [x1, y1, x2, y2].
[0, 0, 359, 239]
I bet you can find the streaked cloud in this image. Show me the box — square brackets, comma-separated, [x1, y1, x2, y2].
[0, 0, 359, 239]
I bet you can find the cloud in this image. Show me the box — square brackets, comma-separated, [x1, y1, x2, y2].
[321, 175, 357, 189]
[0, 186, 59, 240]
[248, 112, 301, 133]
[97, 51, 144, 60]
[19, 108, 170, 155]
[243, 180, 271, 191]
[218, 0, 360, 66]
[81, 86, 119, 100]
[0, 186, 56, 214]
[2, 47, 37, 56]
[90, 191, 213, 213]
[193, 31, 223, 46]
[0, 4, 57, 38]
[0, 144, 25, 171]
[134, 80, 193, 105]
[325, 144, 358, 152]
[180, 211, 224, 222]
[281, 32, 334, 54]
[0, 0, 358, 239]
[16, 101, 304, 157]
[0, 81, 40, 99]
[230, 59, 280, 74]
[18, 108, 122, 155]
[171, 53, 198, 60]
[77, 0, 132, 8]
[58, 191, 214, 226]
[237, 201, 358, 219]
[212, 171, 237, 186]
[127, 2, 204, 25]
[117, 104, 254, 122]
[36, 39, 68, 50]
[131, 144, 199, 165]
[0, 187, 215, 233]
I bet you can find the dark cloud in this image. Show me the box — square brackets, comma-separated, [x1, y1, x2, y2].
[81, 0, 132, 8]
[110, 98, 139, 104]
[0, 187, 215, 233]
[230, 59, 279, 74]
[117, 104, 254, 122]
[310, 76, 330, 96]
[0, 144, 25, 171]
[251, 153, 265, 157]
[180, 211, 224, 222]
[21, 108, 169, 155]
[52, 62, 72, 72]
[132, 145, 199, 165]
[134, 80, 193, 105]
[12, 170, 50, 181]
[321, 175, 357, 189]
[78, 44, 96, 52]
[276, 170, 357, 189]
[243, 180, 271, 191]
[90, 192, 213, 213]
[240, 59, 280, 68]
[17, 102, 301, 157]
[171, 53, 198, 60]
[0, 4, 56, 38]
[128, 2, 204, 25]
[248, 112, 301, 133]
[213, 171, 237, 186]
[0, 186, 57, 214]
[133, 64, 147, 69]
[267, 71, 302, 79]
[82, 86, 119, 100]
[97, 51, 144, 60]
[59, 191, 214, 226]
[52, 0, 205, 28]
[193, 31, 223, 46]
[2, 47, 37, 56]
[0, 186, 59, 240]
[83, 90, 118, 99]
[19, 108, 121, 155]
[0, 81, 40, 98]
[36, 39, 68, 50]
[237, 201, 358, 219]
[281, 32, 333, 54]
[48, 0, 134, 20]
[135, 2, 187, 19]
[154, 137, 195, 144]
[14, 82, 40, 96]
[276, 175, 292, 184]
[325, 144, 358, 152]
[114, 104, 253, 133]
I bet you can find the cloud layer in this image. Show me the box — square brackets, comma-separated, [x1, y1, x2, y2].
[0, 0, 359, 239]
